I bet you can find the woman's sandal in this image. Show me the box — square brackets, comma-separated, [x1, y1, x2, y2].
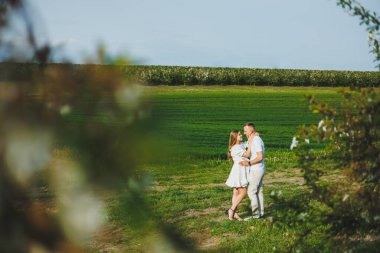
[233, 212, 243, 221]
[225, 208, 236, 220]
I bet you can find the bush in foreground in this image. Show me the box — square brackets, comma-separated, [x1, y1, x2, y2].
[272, 87, 380, 252]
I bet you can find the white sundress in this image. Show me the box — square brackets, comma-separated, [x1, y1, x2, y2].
[225, 143, 249, 188]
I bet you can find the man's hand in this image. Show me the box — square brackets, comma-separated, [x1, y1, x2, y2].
[240, 161, 250, 166]
[240, 152, 262, 166]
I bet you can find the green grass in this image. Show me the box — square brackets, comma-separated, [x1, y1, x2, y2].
[98, 86, 352, 252]
[144, 86, 342, 157]
[107, 158, 302, 252]
[91, 86, 380, 252]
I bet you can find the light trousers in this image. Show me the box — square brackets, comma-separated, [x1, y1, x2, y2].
[247, 166, 265, 217]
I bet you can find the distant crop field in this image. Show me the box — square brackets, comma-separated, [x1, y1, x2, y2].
[1, 63, 379, 87]
[124, 65, 380, 87]
[145, 86, 342, 158]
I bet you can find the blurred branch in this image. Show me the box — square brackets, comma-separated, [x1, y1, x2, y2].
[0, 0, 50, 65]
[337, 0, 380, 69]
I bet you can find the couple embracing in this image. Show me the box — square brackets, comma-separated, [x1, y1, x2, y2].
[225, 122, 265, 221]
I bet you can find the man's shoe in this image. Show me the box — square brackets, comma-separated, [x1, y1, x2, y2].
[243, 215, 261, 221]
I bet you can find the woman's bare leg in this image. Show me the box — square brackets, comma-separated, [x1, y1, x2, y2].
[228, 188, 239, 220]
[233, 188, 247, 220]
[232, 188, 238, 205]
[229, 187, 247, 220]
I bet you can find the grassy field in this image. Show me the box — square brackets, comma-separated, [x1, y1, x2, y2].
[100, 158, 303, 252]
[145, 86, 341, 157]
[88, 86, 362, 252]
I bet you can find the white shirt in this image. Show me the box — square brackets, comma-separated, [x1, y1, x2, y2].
[249, 136, 265, 169]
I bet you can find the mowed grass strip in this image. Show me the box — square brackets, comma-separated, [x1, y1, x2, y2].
[144, 86, 342, 157]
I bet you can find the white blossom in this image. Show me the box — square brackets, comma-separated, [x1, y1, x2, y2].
[290, 137, 298, 150]
[60, 105, 71, 115]
[297, 212, 307, 221]
[369, 30, 376, 44]
[318, 120, 324, 129]
[304, 139, 310, 144]
[5, 128, 52, 184]
[115, 83, 142, 111]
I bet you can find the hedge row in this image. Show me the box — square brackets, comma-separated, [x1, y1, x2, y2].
[122, 65, 380, 87]
[1, 63, 379, 87]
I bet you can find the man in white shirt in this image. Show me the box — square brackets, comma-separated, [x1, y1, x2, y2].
[240, 122, 265, 219]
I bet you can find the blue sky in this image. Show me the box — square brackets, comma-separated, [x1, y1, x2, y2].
[33, 0, 380, 71]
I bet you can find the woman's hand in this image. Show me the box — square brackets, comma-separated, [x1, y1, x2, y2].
[243, 144, 251, 158]
[240, 160, 250, 166]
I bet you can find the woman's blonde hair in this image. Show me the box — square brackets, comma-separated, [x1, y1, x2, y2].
[227, 130, 239, 162]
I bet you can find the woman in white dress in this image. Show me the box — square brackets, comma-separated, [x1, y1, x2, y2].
[225, 130, 251, 221]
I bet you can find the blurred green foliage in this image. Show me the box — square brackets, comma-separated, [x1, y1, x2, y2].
[0, 1, 178, 252]
[271, 87, 380, 252]
[0, 52, 157, 251]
